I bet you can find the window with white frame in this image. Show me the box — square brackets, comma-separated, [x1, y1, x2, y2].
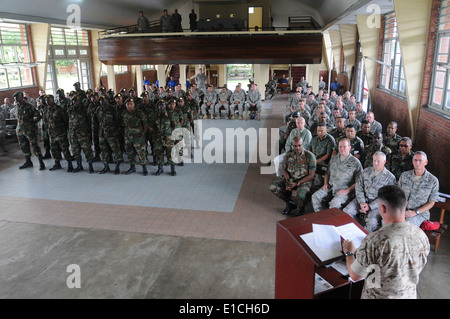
[379, 13, 406, 96]
[429, 0, 450, 114]
[0, 23, 34, 90]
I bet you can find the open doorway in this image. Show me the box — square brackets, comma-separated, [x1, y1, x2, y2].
[248, 6, 263, 31]
[226, 64, 253, 92]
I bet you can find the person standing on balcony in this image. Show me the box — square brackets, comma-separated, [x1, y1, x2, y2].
[160, 9, 173, 33]
[189, 9, 197, 31]
[137, 11, 150, 32]
[172, 9, 183, 32]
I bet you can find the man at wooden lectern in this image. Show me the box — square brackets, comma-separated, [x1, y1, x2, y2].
[342, 185, 430, 299]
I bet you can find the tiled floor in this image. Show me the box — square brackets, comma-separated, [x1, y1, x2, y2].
[1, 94, 449, 299]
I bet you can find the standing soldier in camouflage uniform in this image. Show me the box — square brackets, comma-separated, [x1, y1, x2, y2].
[269, 136, 316, 216]
[363, 132, 391, 168]
[152, 99, 176, 176]
[343, 152, 396, 232]
[94, 94, 123, 175]
[36, 95, 51, 159]
[167, 98, 184, 168]
[312, 138, 363, 212]
[122, 98, 149, 176]
[88, 92, 101, 162]
[186, 91, 201, 150]
[113, 93, 126, 154]
[387, 137, 414, 180]
[178, 96, 193, 158]
[67, 93, 94, 173]
[195, 68, 207, 94]
[141, 91, 156, 164]
[245, 83, 262, 121]
[229, 85, 246, 120]
[201, 85, 217, 119]
[14, 91, 46, 170]
[398, 151, 440, 227]
[214, 87, 230, 119]
[43, 95, 75, 172]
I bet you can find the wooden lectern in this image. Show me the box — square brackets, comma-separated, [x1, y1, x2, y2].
[275, 208, 368, 299]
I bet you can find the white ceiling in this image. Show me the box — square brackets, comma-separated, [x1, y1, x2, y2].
[0, 0, 394, 30]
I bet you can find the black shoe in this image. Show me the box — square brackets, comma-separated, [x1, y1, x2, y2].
[99, 162, 110, 174]
[19, 156, 33, 169]
[38, 157, 46, 170]
[73, 159, 83, 173]
[88, 160, 94, 174]
[170, 164, 177, 176]
[67, 161, 73, 173]
[155, 164, 164, 176]
[142, 165, 148, 176]
[49, 160, 62, 171]
[114, 163, 121, 175]
[281, 200, 296, 215]
[126, 164, 136, 175]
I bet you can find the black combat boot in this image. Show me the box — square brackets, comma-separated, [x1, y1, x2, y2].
[19, 156, 33, 169]
[170, 164, 177, 176]
[126, 164, 136, 175]
[73, 158, 84, 173]
[38, 156, 46, 170]
[43, 144, 51, 159]
[99, 162, 110, 174]
[155, 164, 164, 176]
[49, 160, 62, 171]
[280, 194, 297, 215]
[88, 160, 94, 174]
[67, 160, 73, 172]
[114, 162, 121, 175]
[142, 165, 148, 176]
[295, 200, 305, 216]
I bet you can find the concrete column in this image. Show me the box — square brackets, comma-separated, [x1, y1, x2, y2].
[106, 65, 116, 93]
[339, 24, 358, 91]
[90, 30, 102, 89]
[156, 64, 166, 88]
[329, 29, 342, 75]
[217, 64, 227, 88]
[134, 65, 143, 95]
[306, 64, 320, 93]
[29, 23, 50, 91]
[253, 64, 270, 100]
[179, 64, 187, 91]
[356, 14, 381, 109]
[394, 0, 432, 140]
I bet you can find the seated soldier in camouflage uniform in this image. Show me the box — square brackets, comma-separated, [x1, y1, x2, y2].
[122, 98, 149, 176]
[214, 87, 230, 119]
[363, 132, 391, 168]
[398, 151, 440, 227]
[343, 152, 396, 232]
[269, 136, 316, 216]
[356, 120, 373, 148]
[312, 138, 363, 212]
[94, 94, 123, 175]
[201, 85, 217, 119]
[383, 121, 402, 152]
[308, 123, 336, 188]
[229, 85, 246, 120]
[43, 95, 75, 172]
[387, 136, 414, 180]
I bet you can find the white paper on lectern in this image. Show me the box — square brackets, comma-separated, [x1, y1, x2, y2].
[336, 223, 367, 249]
[312, 223, 342, 251]
[300, 232, 343, 262]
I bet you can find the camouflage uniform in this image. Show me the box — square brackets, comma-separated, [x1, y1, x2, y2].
[245, 88, 262, 119]
[285, 128, 312, 152]
[351, 222, 429, 299]
[201, 90, 217, 117]
[0, 110, 6, 152]
[122, 107, 148, 166]
[387, 149, 414, 180]
[312, 154, 363, 211]
[15, 97, 44, 162]
[363, 144, 391, 168]
[333, 136, 365, 159]
[153, 110, 175, 166]
[179, 99, 193, 157]
[43, 102, 72, 162]
[346, 118, 361, 132]
[355, 110, 367, 123]
[343, 167, 396, 232]
[94, 99, 124, 170]
[167, 104, 184, 162]
[269, 149, 316, 213]
[87, 98, 101, 160]
[36, 97, 51, 158]
[329, 127, 346, 142]
[67, 96, 94, 164]
[187, 96, 200, 146]
[309, 133, 336, 186]
[356, 131, 374, 150]
[398, 169, 440, 227]
[214, 90, 230, 118]
[383, 133, 402, 152]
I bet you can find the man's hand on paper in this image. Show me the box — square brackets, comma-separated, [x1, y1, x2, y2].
[342, 239, 356, 254]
